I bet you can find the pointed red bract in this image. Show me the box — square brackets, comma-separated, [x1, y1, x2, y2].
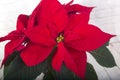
[31, 0, 68, 33]
[64, 4, 94, 31]
[2, 38, 24, 65]
[65, 4, 93, 14]
[65, 46, 87, 80]
[24, 26, 55, 47]
[65, 24, 113, 51]
[52, 42, 65, 71]
[0, 31, 21, 41]
[20, 43, 53, 66]
[16, 14, 29, 31]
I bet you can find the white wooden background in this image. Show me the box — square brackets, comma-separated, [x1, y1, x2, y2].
[0, 0, 120, 80]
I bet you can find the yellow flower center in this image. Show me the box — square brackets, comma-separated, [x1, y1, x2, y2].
[56, 34, 64, 43]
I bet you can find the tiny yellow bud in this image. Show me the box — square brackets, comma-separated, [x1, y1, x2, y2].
[56, 34, 64, 43]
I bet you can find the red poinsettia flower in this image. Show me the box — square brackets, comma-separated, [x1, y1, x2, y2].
[0, 0, 114, 79]
[0, 14, 29, 65]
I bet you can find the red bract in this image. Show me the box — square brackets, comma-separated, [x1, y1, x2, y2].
[0, 0, 114, 79]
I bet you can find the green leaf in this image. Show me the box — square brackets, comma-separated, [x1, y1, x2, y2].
[4, 51, 19, 76]
[44, 63, 98, 80]
[104, 41, 109, 46]
[43, 68, 55, 80]
[4, 51, 19, 66]
[86, 63, 98, 80]
[4, 46, 58, 80]
[51, 64, 81, 80]
[89, 45, 116, 67]
[4, 54, 47, 80]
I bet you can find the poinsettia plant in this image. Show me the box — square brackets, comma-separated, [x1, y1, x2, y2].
[0, 0, 116, 80]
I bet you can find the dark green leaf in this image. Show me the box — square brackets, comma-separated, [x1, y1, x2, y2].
[89, 45, 116, 67]
[4, 51, 19, 66]
[104, 41, 109, 46]
[86, 63, 98, 80]
[4, 55, 47, 80]
[4, 46, 57, 80]
[43, 69, 55, 80]
[51, 64, 81, 80]
[4, 51, 19, 76]
[44, 63, 97, 80]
